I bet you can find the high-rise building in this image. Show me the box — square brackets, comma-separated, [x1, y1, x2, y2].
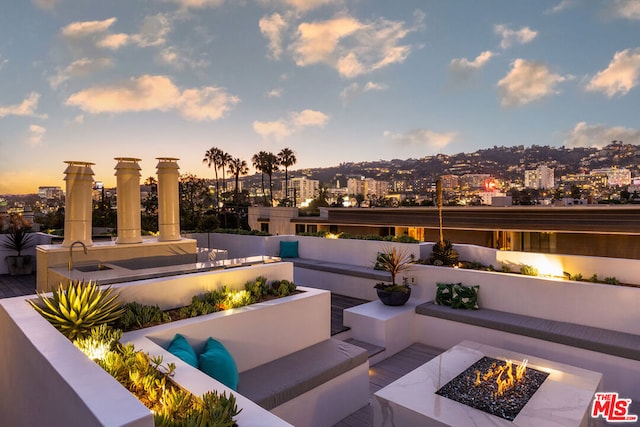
[524, 166, 554, 189]
[286, 177, 319, 207]
[591, 167, 631, 187]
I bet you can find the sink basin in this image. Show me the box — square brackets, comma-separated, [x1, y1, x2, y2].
[75, 264, 112, 272]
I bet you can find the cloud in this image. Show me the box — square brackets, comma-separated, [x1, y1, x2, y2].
[494, 24, 537, 49]
[65, 74, 239, 121]
[260, 13, 288, 60]
[97, 33, 130, 50]
[497, 59, 568, 107]
[32, 0, 59, 10]
[48, 57, 113, 89]
[340, 81, 387, 102]
[612, 0, 640, 20]
[130, 14, 172, 47]
[289, 13, 418, 78]
[545, 0, 575, 14]
[585, 48, 640, 97]
[177, 87, 240, 121]
[383, 129, 458, 151]
[158, 0, 224, 9]
[449, 50, 495, 80]
[0, 92, 47, 119]
[564, 121, 640, 148]
[252, 120, 292, 140]
[291, 109, 329, 127]
[61, 18, 117, 39]
[266, 88, 283, 98]
[27, 125, 46, 146]
[257, 0, 339, 13]
[253, 108, 329, 140]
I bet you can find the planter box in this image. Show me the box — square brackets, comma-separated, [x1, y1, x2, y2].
[0, 262, 297, 427]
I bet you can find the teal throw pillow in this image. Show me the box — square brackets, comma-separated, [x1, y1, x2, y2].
[167, 334, 199, 368]
[279, 240, 299, 258]
[451, 284, 480, 310]
[199, 338, 239, 390]
[434, 283, 454, 306]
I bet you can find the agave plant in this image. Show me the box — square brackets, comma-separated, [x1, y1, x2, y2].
[29, 280, 126, 340]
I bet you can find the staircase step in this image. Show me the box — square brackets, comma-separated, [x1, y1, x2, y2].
[344, 338, 385, 359]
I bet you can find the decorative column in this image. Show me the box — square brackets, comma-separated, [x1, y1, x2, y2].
[156, 158, 181, 241]
[62, 161, 95, 247]
[114, 157, 142, 244]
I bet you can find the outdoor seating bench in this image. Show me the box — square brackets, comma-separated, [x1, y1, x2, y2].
[290, 258, 389, 282]
[415, 301, 640, 361]
[238, 338, 368, 410]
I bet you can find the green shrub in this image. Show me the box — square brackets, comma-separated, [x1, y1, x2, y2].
[272, 279, 297, 297]
[116, 302, 171, 331]
[604, 276, 620, 285]
[213, 228, 270, 236]
[30, 280, 125, 340]
[520, 265, 539, 276]
[244, 276, 269, 300]
[501, 264, 512, 273]
[429, 240, 459, 267]
[392, 235, 420, 243]
[73, 324, 123, 361]
[570, 273, 583, 281]
[589, 274, 599, 283]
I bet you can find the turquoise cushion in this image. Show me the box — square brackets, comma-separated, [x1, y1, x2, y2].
[279, 240, 299, 258]
[199, 338, 239, 390]
[167, 334, 198, 368]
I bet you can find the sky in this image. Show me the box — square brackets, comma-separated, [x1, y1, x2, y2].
[1, 0, 640, 194]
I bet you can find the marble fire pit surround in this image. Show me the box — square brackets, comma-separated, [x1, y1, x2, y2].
[373, 340, 603, 427]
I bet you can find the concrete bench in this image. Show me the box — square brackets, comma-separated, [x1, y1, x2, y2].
[290, 258, 390, 282]
[238, 338, 368, 411]
[415, 301, 640, 361]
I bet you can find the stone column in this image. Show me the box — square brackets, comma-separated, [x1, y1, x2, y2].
[62, 161, 95, 247]
[114, 157, 142, 244]
[156, 157, 181, 241]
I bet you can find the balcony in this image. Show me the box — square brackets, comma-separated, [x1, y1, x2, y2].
[1, 233, 639, 426]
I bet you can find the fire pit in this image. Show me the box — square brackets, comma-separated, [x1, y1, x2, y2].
[373, 341, 603, 427]
[436, 356, 549, 421]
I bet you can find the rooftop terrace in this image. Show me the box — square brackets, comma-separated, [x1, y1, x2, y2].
[1, 233, 639, 426]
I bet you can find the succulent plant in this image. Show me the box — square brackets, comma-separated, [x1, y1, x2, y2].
[30, 280, 126, 340]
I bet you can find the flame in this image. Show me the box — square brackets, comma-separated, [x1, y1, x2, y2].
[473, 359, 528, 397]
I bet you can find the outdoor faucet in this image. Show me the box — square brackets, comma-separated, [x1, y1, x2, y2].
[68, 241, 88, 273]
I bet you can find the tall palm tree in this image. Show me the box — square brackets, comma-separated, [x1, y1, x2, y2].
[436, 178, 444, 245]
[220, 151, 233, 196]
[263, 152, 279, 206]
[278, 147, 296, 207]
[228, 157, 249, 205]
[203, 147, 223, 208]
[252, 151, 268, 206]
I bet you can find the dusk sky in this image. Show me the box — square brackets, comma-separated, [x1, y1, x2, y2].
[1, 0, 639, 194]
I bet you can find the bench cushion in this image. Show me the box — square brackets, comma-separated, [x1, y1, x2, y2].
[416, 301, 640, 361]
[291, 258, 390, 282]
[237, 338, 368, 410]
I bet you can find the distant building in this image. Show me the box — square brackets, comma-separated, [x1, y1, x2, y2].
[286, 177, 319, 207]
[591, 167, 631, 187]
[460, 174, 491, 190]
[440, 175, 459, 190]
[524, 166, 554, 189]
[38, 186, 63, 200]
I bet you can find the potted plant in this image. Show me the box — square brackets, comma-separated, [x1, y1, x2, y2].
[2, 215, 35, 275]
[373, 246, 414, 306]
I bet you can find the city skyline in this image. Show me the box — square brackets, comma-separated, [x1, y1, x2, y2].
[1, 0, 640, 194]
